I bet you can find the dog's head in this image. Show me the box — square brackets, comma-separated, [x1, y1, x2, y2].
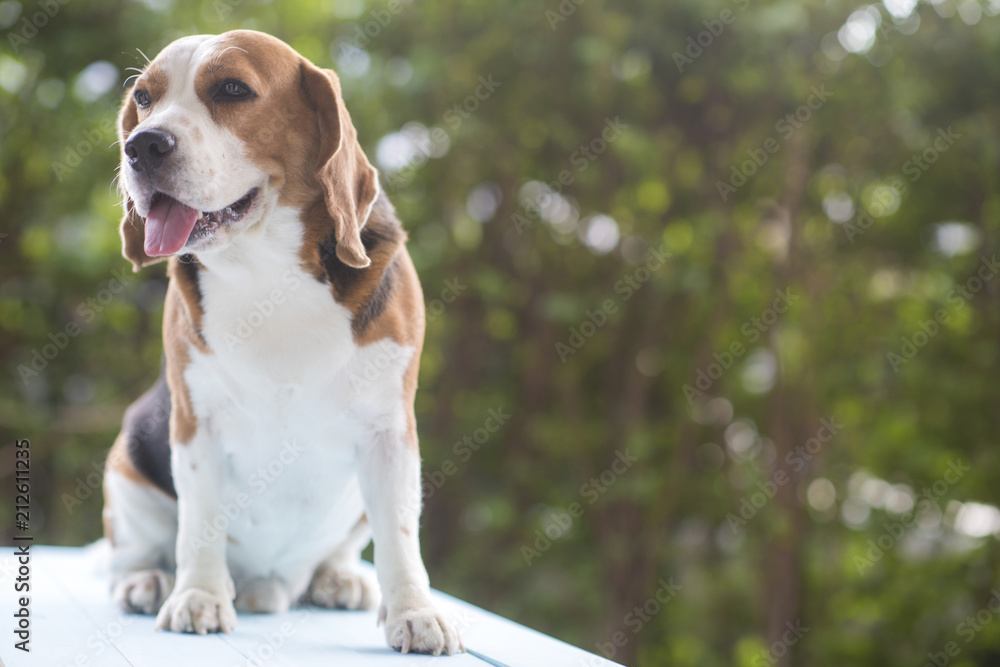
[117, 30, 378, 270]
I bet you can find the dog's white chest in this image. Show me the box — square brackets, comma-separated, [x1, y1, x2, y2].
[178, 211, 413, 587]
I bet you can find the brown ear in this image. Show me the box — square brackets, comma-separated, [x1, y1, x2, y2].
[300, 61, 379, 269]
[117, 90, 164, 272]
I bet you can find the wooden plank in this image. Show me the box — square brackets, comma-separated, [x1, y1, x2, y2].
[0, 547, 623, 667]
[40, 546, 246, 667]
[0, 546, 134, 667]
[217, 607, 482, 666]
[433, 594, 623, 667]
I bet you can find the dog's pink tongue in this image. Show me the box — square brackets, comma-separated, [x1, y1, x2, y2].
[143, 195, 199, 257]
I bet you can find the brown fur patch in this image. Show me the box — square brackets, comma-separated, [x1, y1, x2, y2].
[103, 431, 164, 545]
[106, 431, 147, 485]
[162, 275, 204, 445]
[168, 255, 206, 348]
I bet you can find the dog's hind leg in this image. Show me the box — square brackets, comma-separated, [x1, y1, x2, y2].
[104, 432, 178, 615]
[304, 513, 380, 610]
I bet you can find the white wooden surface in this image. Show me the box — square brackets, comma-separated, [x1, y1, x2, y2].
[0, 545, 621, 667]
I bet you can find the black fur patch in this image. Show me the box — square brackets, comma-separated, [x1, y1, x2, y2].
[121, 365, 176, 498]
[318, 196, 404, 336]
[318, 233, 365, 296]
[352, 255, 398, 335]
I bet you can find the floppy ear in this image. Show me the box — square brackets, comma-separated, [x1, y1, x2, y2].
[300, 61, 379, 269]
[117, 90, 164, 272]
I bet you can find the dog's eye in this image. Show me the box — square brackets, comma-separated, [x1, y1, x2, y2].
[134, 89, 151, 109]
[216, 79, 253, 101]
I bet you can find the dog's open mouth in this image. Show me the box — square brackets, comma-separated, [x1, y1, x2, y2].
[143, 188, 258, 257]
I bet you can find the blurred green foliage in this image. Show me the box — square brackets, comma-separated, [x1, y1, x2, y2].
[2, 0, 1000, 664]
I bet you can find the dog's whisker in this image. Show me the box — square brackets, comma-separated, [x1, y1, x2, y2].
[214, 46, 249, 63]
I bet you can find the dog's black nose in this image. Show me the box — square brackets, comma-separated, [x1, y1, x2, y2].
[125, 129, 176, 173]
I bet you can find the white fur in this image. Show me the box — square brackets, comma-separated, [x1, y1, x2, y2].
[179, 206, 414, 601]
[105, 470, 177, 575]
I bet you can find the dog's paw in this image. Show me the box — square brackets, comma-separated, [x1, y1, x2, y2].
[113, 570, 175, 615]
[155, 587, 237, 635]
[236, 577, 291, 614]
[381, 603, 463, 656]
[306, 565, 380, 610]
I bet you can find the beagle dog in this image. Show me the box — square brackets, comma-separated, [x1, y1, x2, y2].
[102, 30, 462, 655]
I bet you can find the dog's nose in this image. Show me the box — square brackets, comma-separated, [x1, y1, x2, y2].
[125, 129, 176, 173]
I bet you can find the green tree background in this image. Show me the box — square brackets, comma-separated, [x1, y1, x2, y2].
[2, 0, 1000, 664]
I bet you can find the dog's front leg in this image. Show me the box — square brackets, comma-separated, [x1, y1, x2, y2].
[358, 429, 463, 655]
[155, 429, 238, 634]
